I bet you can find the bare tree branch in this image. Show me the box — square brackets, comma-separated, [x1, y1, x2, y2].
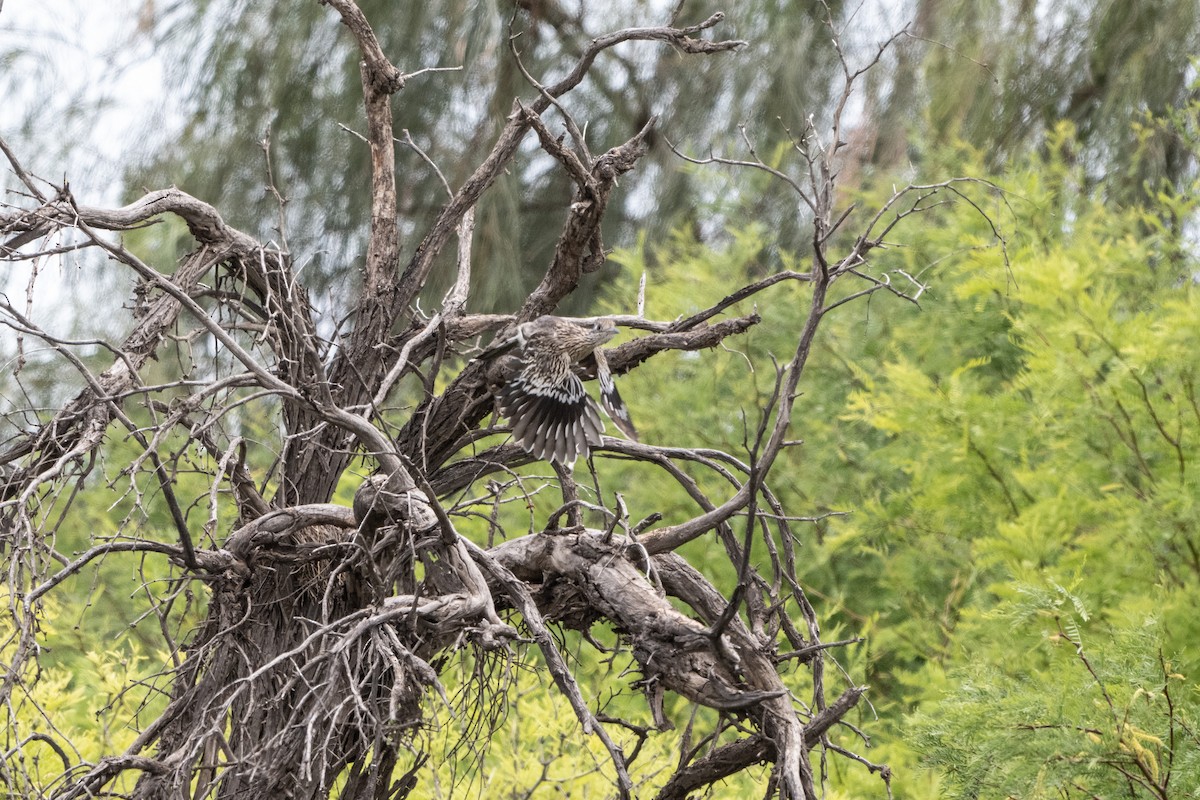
[0, 6, 998, 799]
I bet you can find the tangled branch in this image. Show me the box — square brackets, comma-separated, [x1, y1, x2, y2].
[0, 3, 1007, 799]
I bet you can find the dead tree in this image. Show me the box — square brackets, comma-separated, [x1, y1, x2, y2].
[0, 3, 985, 798]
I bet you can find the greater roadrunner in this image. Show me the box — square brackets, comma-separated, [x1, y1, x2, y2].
[493, 316, 637, 465]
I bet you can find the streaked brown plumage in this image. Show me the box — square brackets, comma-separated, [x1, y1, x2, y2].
[494, 316, 637, 465]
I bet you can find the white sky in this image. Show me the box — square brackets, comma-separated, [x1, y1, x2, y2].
[0, 2, 174, 356]
[0, 0, 166, 203]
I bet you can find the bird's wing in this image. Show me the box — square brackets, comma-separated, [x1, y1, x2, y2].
[497, 371, 604, 465]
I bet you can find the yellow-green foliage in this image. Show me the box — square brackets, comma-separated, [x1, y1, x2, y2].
[417, 644, 751, 799]
[2, 594, 160, 796]
[2, 429, 216, 794]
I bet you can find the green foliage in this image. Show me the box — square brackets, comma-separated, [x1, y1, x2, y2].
[911, 588, 1200, 798]
[579, 99, 1200, 796]
[1, 429, 221, 793]
[810, 124, 1200, 794]
[1, 593, 161, 797]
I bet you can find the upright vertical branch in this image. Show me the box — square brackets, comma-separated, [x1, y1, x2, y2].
[279, 0, 407, 505]
[323, 0, 404, 295]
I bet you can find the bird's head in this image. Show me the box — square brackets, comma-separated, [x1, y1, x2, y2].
[585, 317, 618, 345]
[566, 317, 618, 359]
[515, 316, 618, 358]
